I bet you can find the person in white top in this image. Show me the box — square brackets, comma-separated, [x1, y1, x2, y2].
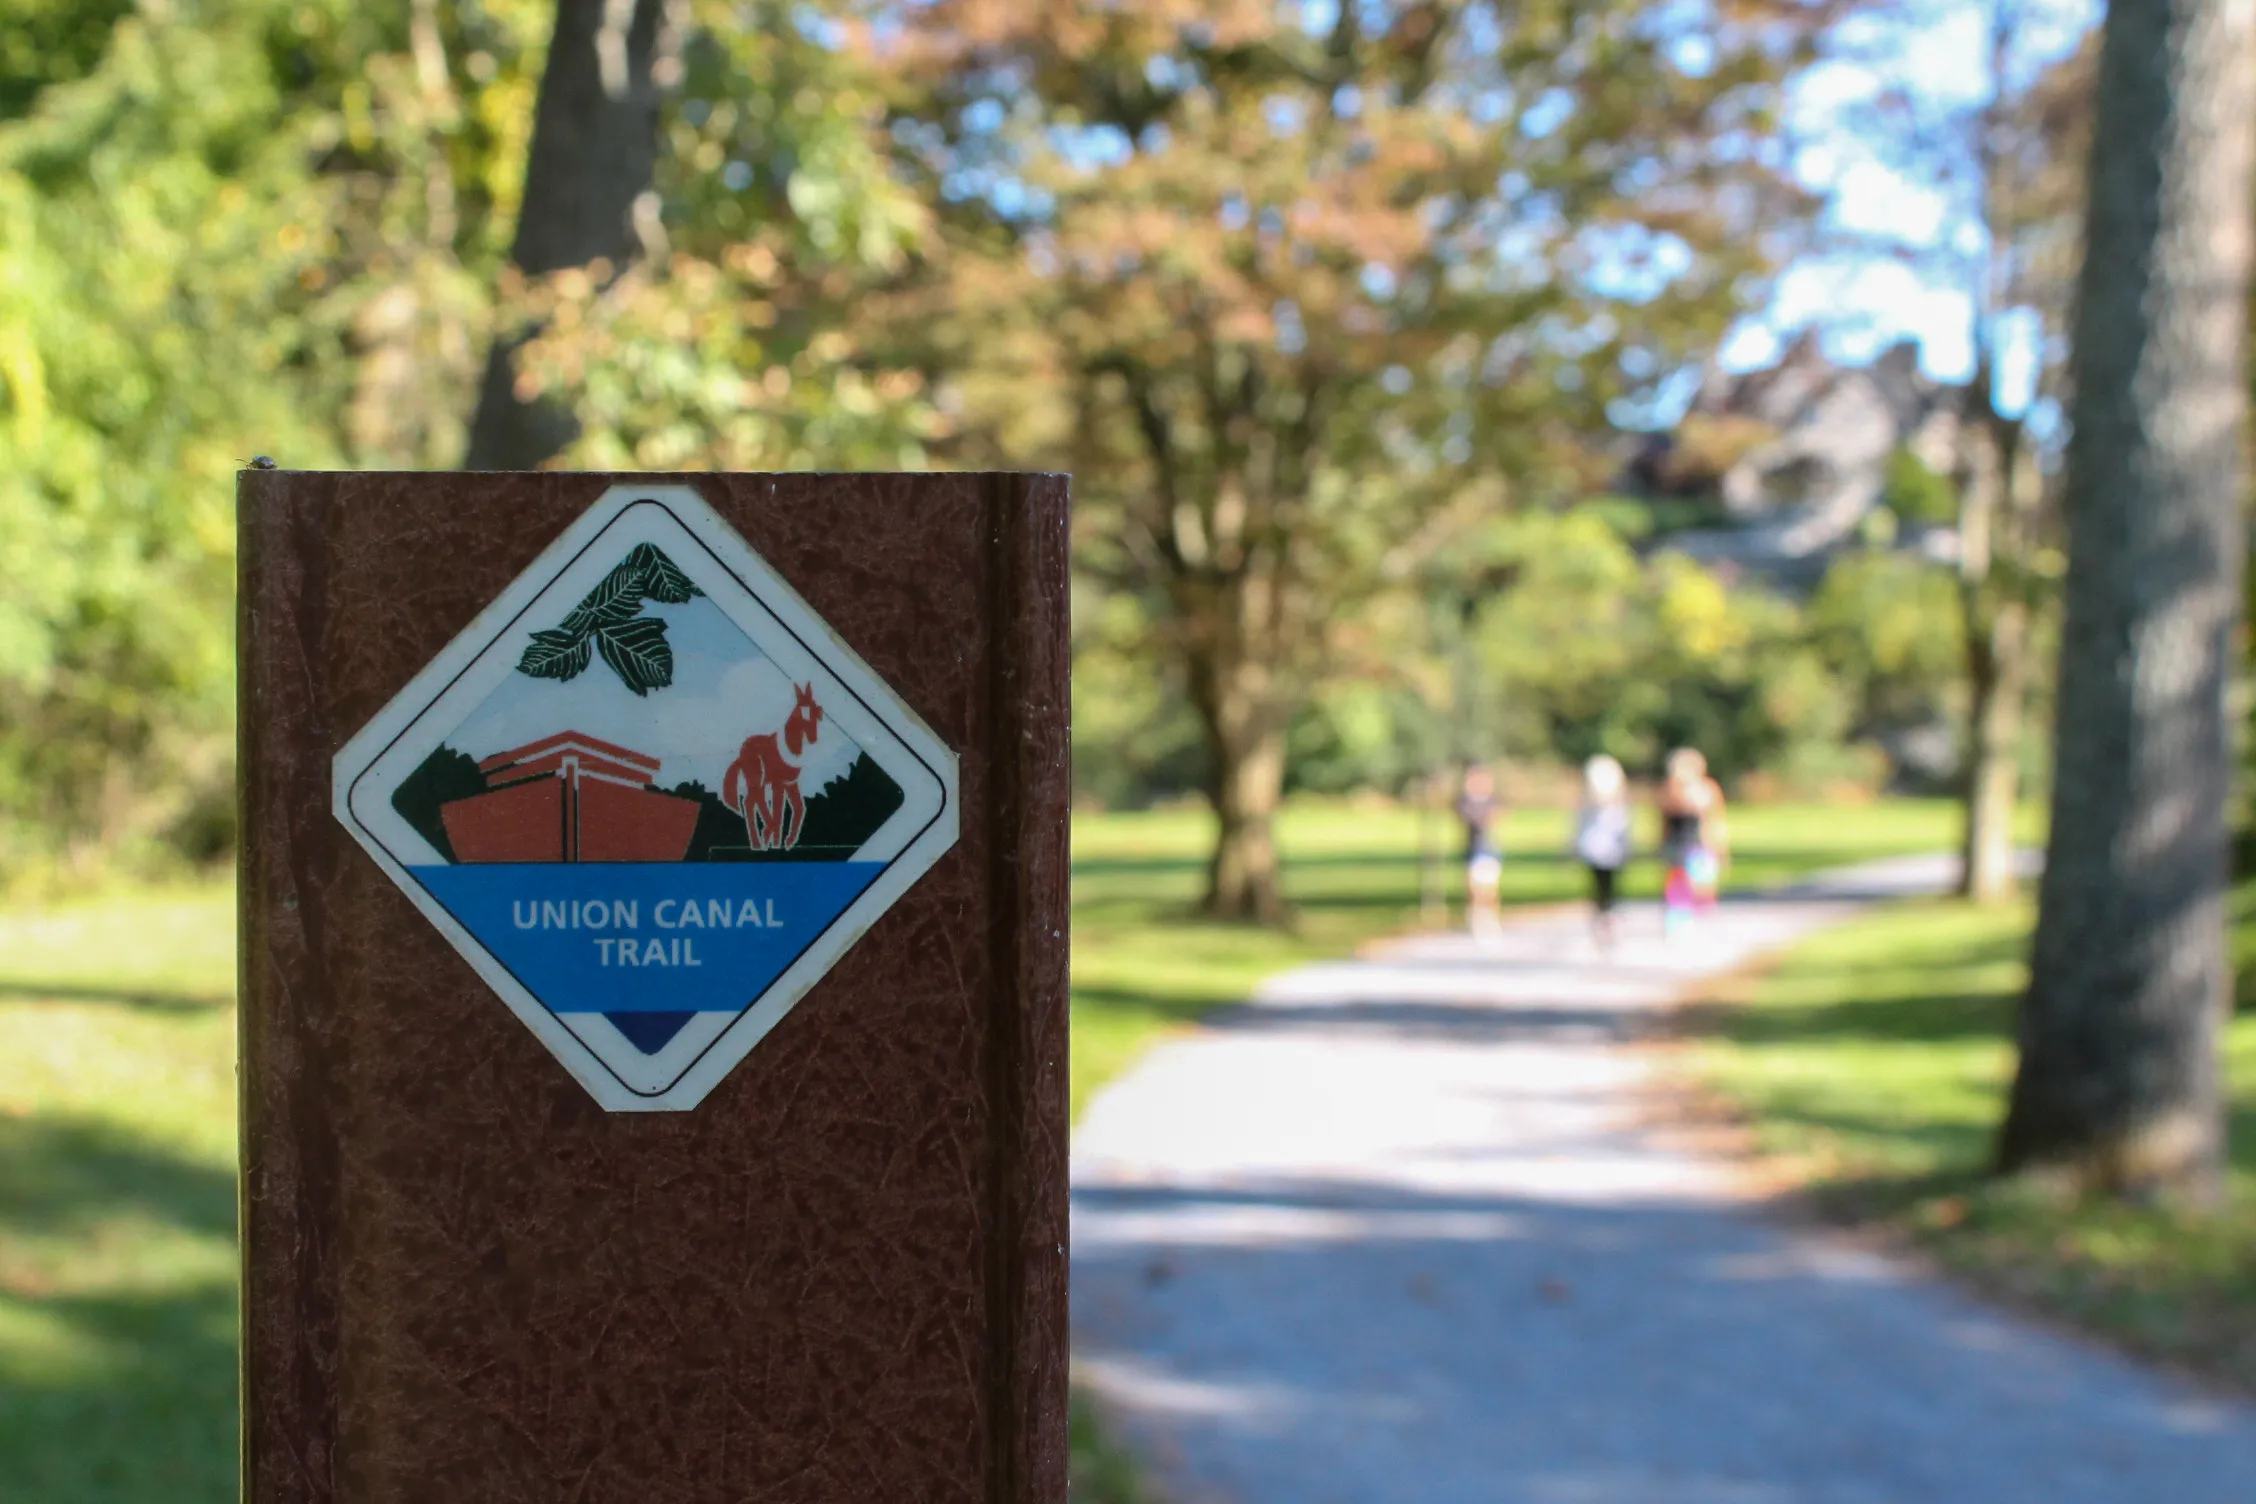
[1572, 754, 1633, 949]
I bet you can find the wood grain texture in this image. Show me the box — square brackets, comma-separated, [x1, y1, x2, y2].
[239, 471, 1069, 1503]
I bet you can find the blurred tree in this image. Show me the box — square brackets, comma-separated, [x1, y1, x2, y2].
[1839, 1, 2093, 900]
[513, 0, 940, 470]
[463, 0, 676, 468]
[0, 0, 359, 874]
[1948, 7, 2090, 904]
[889, 0, 1824, 920]
[1806, 548, 1965, 757]
[331, 0, 554, 468]
[1072, 587, 1208, 808]
[1464, 511, 1870, 790]
[0, 0, 136, 118]
[1999, 0, 2253, 1203]
[0, 0, 944, 877]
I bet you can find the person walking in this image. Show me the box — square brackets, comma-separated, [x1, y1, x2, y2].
[1455, 764, 1505, 937]
[1572, 754, 1633, 949]
[1658, 747, 1727, 939]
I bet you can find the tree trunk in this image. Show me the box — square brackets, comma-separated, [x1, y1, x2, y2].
[1184, 633, 1290, 924]
[1997, 0, 2255, 1202]
[1960, 597, 2029, 903]
[1957, 417, 2032, 904]
[1205, 720, 1288, 924]
[465, 0, 674, 470]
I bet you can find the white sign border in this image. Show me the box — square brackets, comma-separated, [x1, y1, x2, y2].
[331, 484, 960, 1112]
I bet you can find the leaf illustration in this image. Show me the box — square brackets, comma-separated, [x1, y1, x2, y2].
[626, 542, 701, 605]
[516, 545, 700, 691]
[517, 627, 592, 681]
[592, 615, 673, 696]
[560, 559, 649, 636]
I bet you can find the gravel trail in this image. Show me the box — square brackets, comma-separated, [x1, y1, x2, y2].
[1071, 857, 2256, 1503]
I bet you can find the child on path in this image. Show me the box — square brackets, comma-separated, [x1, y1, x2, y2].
[1455, 764, 1505, 937]
[1572, 754, 1633, 949]
[1658, 747, 1728, 939]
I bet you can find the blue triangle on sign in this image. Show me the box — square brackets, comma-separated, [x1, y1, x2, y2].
[607, 1011, 697, 1053]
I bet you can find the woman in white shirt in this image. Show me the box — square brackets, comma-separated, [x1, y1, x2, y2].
[1572, 755, 1633, 948]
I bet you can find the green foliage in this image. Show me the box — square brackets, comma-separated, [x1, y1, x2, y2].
[0, 0, 916, 877]
[519, 0, 941, 471]
[1880, 444, 1958, 527]
[1287, 682, 1450, 798]
[1070, 584, 1207, 807]
[1070, 511, 1974, 805]
[1806, 549, 1965, 741]
[1463, 514, 1860, 787]
[0, 0, 549, 880]
[0, 0, 336, 876]
[0, 0, 136, 120]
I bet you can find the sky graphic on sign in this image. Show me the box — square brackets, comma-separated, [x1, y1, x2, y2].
[449, 595, 864, 799]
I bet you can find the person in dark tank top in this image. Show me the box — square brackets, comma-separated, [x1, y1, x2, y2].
[1657, 747, 1727, 939]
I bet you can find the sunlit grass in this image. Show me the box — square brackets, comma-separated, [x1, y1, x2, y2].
[0, 885, 239, 1503]
[1692, 890, 2256, 1393]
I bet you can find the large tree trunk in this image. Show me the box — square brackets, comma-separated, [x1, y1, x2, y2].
[1997, 0, 2255, 1202]
[465, 0, 674, 470]
[1184, 633, 1290, 924]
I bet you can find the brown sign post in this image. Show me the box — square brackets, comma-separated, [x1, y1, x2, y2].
[238, 471, 1068, 1501]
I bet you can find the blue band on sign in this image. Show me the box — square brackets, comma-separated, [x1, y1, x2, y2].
[411, 862, 884, 1018]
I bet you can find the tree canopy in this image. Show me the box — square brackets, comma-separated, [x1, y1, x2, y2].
[0, 0, 908, 877]
[881, 0, 1827, 915]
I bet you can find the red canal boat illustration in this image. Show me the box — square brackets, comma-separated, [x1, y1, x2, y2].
[439, 731, 701, 863]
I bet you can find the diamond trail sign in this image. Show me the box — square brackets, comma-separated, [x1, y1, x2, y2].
[331, 485, 959, 1111]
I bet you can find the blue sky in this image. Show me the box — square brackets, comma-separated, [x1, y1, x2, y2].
[1720, 0, 2099, 407]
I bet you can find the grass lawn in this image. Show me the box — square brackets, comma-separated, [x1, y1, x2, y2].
[0, 887, 239, 1502]
[1689, 884, 2256, 1394]
[0, 796, 1971, 1500]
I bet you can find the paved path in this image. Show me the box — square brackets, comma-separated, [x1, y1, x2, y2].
[1071, 857, 2256, 1503]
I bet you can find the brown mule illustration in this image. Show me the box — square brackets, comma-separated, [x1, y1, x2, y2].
[722, 683, 824, 850]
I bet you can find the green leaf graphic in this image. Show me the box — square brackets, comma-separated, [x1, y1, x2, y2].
[593, 615, 673, 696]
[517, 544, 699, 692]
[560, 561, 649, 636]
[517, 627, 592, 681]
[627, 542, 701, 604]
